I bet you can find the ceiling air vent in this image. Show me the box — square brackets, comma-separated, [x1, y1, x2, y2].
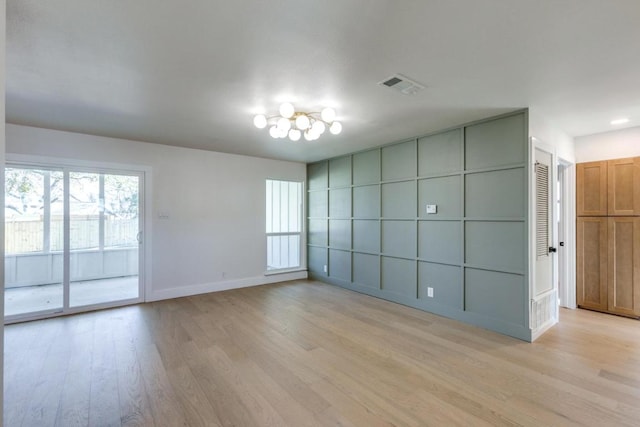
[378, 74, 425, 95]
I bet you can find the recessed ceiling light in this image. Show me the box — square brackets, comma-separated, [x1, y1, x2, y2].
[611, 118, 630, 125]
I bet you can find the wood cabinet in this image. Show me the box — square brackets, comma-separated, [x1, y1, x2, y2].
[577, 217, 608, 312]
[577, 161, 607, 216]
[608, 157, 640, 216]
[577, 157, 640, 318]
[607, 217, 640, 317]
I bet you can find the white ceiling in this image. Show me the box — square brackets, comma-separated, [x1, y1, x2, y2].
[7, 0, 640, 163]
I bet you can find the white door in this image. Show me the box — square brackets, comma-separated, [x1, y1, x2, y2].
[534, 148, 555, 296]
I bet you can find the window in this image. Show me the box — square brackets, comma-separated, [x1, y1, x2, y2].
[266, 179, 303, 271]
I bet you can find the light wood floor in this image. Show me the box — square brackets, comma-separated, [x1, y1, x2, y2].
[4, 280, 640, 427]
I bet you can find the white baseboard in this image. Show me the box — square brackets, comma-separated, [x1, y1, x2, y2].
[147, 270, 308, 302]
[531, 317, 558, 341]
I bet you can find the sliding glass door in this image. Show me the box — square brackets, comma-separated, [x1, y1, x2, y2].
[4, 165, 143, 322]
[5, 167, 64, 317]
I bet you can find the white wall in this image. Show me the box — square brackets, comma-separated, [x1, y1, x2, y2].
[6, 124, 307, 301]
[529, 110, 576, 162]
[575, 126, 640, 162]
[528, 110, 576, 339]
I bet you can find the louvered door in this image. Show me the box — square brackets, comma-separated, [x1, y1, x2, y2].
[534, 149, 554, 296]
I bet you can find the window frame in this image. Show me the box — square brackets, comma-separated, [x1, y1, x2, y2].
[265, 179, 305, 274]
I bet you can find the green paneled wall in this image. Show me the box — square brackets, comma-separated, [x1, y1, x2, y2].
[307, 111, 530, 341]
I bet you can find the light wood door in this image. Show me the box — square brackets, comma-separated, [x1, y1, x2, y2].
[607, 157, 640, 216]
[577, 217, 608, 311]
[577, 161, 608, 216]
[607, 217, 640, 317]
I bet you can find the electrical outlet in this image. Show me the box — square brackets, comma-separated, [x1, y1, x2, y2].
[426, 204, 437, 214]
[323, 264, 328, 273]
[427, 287, 434, 298]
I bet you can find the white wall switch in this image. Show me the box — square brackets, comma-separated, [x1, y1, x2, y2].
[426, 204, 437, 214]
[323, 264, 328, 273]
[427, 287, 434, 298]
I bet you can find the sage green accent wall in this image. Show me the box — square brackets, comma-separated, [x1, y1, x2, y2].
[307, 111, 530, 341]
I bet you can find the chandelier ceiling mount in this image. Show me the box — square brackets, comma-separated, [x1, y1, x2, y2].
[253, 103, 342, 142]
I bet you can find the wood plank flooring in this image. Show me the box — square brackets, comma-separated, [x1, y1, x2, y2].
[4, 280, 640, 426]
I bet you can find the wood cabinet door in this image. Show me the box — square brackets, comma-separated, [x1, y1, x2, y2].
[577, 161, 607, 216]
[607, 217, 640, 317]
[607, 157, 640, 216]
[577, 217, 608, 311]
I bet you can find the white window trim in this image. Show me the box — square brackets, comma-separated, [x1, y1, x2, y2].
[265, 179, 305, 273]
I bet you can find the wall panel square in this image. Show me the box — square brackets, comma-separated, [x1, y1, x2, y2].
[381, 141, 416, 181]
[418, 129, 462, 175]
[382, 181, 417, 219]
[465, 113, 525, 170]
[329, 249, 351, 282]
[465, 221, 525, 272]
[418, 176, 461, 218]
[353, 220, 380, 253]
[353, 253, 380, 289]
[381, 257, 417, 298]
[465, 168, 525, 218]
[308, 161, 328, 190]
[308, 190, 328, 218]
[329, 188, 351, 218]
[418, 221, 461, 264]
[308, 219, 328, 246]
[353, 185, 380, 219]
[329, 156, 352, 188]
[382, 220, 416, 259]
[308, 246, 328, 276]
[353, 149, 380, 185]
[465, 268, 525, 325]
[418, 262, 462, 309]
[329, 219, 351, 250]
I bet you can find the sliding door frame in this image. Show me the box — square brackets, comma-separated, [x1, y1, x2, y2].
[4, 154, 152, 324]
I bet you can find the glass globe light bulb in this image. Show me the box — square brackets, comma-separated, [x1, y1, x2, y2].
[312, 120, 326, 135]
[329, 121, 342, 135]
[277, 117, 291, 131]
[296, 114, 310, 130]
[279, 103, 295, 119]
[303, 130, 313, 141]
[253, 114, 267, 129]
[289, 129, 301, 141]
[321, 107, 336, 123]
[269, 126, 279, 138]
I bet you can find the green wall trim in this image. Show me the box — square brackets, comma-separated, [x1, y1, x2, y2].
[309, 273, 532, 342]
[307, 110, 532, 342]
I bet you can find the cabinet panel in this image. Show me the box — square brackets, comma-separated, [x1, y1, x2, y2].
[607, 217, 640, 317]
[577, 217, 608, 311]
[607, 157, 640, 216]
[577, 161, 607, 216]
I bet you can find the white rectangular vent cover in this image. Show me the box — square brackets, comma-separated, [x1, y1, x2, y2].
[378, 74, 425, 95]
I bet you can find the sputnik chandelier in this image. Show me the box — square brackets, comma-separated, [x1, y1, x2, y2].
[253, 103, 342, 142]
